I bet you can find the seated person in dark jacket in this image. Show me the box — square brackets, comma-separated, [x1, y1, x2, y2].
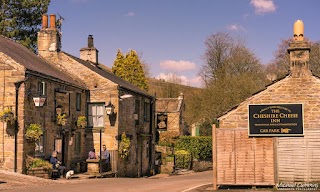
[50, 150, 66, 177]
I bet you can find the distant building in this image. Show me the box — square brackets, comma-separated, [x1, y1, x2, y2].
[155, 93, 186, 135]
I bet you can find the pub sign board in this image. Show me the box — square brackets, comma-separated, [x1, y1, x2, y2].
[157, 113, 168, 130]
[248, 104, 303, 136]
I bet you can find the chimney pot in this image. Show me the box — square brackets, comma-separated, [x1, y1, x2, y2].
[42, 14, 48, 29]
[88, 35, 94, 48]
[293, 20, 304, 41]
[50, 14, 56, 29]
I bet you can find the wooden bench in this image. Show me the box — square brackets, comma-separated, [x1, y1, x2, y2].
[51, 169, 60, 179]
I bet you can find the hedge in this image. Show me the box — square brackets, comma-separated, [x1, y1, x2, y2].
[174, 136, 212, 161]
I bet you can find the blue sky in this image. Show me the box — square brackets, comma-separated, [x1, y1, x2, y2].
[48, 0, 320, 87]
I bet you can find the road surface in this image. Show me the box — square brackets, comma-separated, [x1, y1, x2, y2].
[1, 170, 213, 192]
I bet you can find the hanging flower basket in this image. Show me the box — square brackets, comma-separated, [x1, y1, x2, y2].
[0, 108, 14, 123]
[76, 116, 87, 128]
[25, 124, 43, 143]
[119, 132, 130, 159]
[56, 113, 67, 126]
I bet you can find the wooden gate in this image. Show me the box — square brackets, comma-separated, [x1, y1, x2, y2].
[216, 129, 275, 186]
[277, 129, 320, 182]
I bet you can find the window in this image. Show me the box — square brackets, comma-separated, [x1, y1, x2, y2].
[37, 81, 46, 96]
[74, 132, 81, 154]
[76, 93, 81, 111]
[88, 103, 105, 127]
[144, 101, 150, 122]
[35, 134, 44, 158]
[146, 141, 149, 158]
[135, 99, 140, 125]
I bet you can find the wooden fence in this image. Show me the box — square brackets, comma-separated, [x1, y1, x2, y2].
[216, 128, 275, 186]
[277, 129, 320, 182]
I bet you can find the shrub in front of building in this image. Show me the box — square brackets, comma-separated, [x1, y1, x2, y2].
[175, 136, 212, 161]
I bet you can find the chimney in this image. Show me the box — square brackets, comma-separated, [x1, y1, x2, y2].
[42, 14, 48, 29]
[88, 35, 94, 48]
[287, 20, 311, 77]
[38, 14, 61, 57]
[50, 14, 56, 29]
[80, 35, 99, 64]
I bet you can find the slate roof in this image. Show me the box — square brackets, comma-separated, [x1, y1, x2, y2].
[156, 98, 183, 113]
[61, 51, 152, 98]
[217, 71, 320, 119]
[0, 36, 85, 88]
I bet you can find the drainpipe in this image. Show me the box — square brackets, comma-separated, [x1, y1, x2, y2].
[14, 80, 25, 172]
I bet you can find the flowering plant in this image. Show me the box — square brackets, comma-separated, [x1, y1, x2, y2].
[26, 156, 52, 171]
[119, 132, 130, 159]
[25, 123, 43, 142]
[57, 113, 67, 126]
[77, 116, 87, 128]
[0, 108, 14, 123]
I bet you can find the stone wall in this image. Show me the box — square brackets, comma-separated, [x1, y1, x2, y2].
[0, 53, 26, 172]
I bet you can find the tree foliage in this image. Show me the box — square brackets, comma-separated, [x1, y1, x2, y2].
[112, 49, 149, 91]
[0, 0, 51, 51]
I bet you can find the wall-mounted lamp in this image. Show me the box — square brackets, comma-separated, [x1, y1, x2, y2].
[120, 94, 133, 100]
[105, 101, 115, 115]
[33, 96, 46, 107]
[28, 88, 46, 107]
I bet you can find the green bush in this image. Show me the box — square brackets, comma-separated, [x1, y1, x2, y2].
[175, 150, 191, 169]
[175, 136, 212, 161]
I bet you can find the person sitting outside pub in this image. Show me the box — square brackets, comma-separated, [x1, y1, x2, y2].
[99, 145, 110, 172]
[88, 149, 96, 159]
[50, 150, 66, 178]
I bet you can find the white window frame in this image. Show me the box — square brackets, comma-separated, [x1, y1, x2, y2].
[88, 103, 105, 128]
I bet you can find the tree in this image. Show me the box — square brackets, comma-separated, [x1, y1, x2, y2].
[112, 49, 125, 76]
[112, 49, 149, 91]
[200, 32, 234, 85]
[195, 32, 267, 121]
[200, 32, 263, 84]
[0, 0, 51, 51]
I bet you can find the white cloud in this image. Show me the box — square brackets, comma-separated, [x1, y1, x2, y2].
[160, 60, 196, 71]
[125, 12, 135, 17]
[250, 0, 276, 15]
[156, 73, 203, 87]
[226, 24, 246, 32]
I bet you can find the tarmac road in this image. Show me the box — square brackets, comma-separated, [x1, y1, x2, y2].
[1, 170, 213, 192]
